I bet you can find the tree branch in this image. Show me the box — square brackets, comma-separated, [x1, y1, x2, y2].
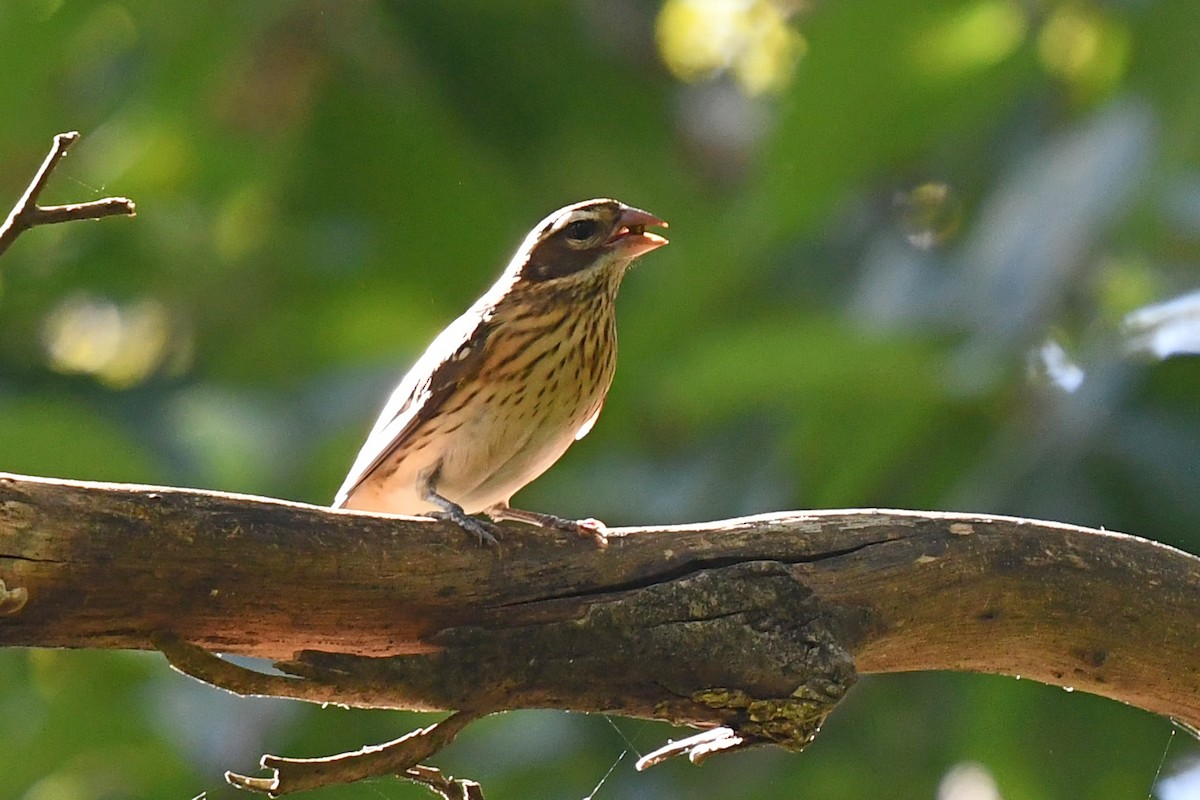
[2, 471, 1198, 795]
[224, 710, 482, 797]
[0, 131, 136, 258]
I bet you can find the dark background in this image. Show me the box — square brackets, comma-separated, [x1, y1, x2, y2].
[2, 2, 1199, 798]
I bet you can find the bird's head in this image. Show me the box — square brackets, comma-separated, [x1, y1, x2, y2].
[513, 199, 668, 283]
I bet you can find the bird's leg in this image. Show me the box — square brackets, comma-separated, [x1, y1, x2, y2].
[486, 503, 609, 549]
[426, 493, 502, 546]
[419, 468, 501, 546]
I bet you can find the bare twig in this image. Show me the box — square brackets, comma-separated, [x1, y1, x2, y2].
[154, 631, 320, 700]
[157, 628, 491, 796]
[0, 131, 136, 258]
[403, 765, 485, 800]
[154, 630, 449, 712]
[635, 728, 746, 769]
[224, 710, 481, 797]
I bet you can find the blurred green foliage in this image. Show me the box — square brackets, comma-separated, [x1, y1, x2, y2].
[2, 1, 1199, 798]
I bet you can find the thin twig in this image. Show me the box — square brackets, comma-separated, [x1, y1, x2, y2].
[154, 631, 317, 699]
[404, 765, 485, 800]
[635, 727, 746, 770]
[0, 131, 136, 258]
[156, 632, 487, 796]
[225, 710, 481, 797]
[153, 631, 418, 710]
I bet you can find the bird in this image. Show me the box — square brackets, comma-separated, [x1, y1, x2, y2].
[333, 198, 668, 546]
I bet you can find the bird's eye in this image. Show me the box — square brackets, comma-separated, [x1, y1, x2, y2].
[564, 219, 600, 242]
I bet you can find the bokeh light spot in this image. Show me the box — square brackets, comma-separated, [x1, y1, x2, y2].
[656, 0, 805, 95]
[1123, 290, 1200, 360]
[895, 181, 963, 250]
[1037, 5, 1129, 96]
[21, 772, 90, 800]
[913, 0, 1026, 77]
[938, 761, 1003, 800]
[1028, 338, 1085, 393]
[41, 293, 185, 389]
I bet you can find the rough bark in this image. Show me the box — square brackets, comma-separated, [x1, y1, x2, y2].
[3, 470, 1197, 737]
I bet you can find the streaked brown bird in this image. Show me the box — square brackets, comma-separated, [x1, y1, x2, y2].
[334, 198, 668, 545]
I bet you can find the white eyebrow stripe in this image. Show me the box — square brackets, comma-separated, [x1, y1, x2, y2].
[548, 210, 604, 234]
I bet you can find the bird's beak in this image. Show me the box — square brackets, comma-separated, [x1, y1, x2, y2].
[608, 205, 669, 257]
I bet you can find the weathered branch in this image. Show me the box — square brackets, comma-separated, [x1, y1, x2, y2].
[2, 471, 1198, 795]
[152, 639, 489, 794]
[223, 709, 482, 796]
[0, 131, 136, 258]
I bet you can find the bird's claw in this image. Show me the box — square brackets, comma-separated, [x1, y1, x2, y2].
[485, 505, 609, 548]
[429, 510, 501, 546]
[539, 514, 609, 548]
[573, 517, 610, 549]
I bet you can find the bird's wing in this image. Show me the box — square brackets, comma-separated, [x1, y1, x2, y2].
[574, 402, 604, 441]
[333, 309, 493, 507]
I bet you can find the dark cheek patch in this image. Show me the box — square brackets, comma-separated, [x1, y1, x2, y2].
[521, 238, 601, 281]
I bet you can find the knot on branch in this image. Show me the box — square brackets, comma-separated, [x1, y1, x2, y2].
[282, 560, 858, 751]
[0, 579, 29, 616]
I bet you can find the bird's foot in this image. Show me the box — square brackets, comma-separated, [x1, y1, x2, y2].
[572, 517, 611, 549]
[487, 504, 609, 549]
[428, 509, 501, 546]
[421, 480, 501, 546]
